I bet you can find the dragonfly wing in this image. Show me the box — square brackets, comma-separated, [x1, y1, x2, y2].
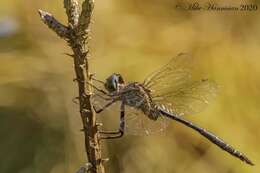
[124, 105, 169, 136]
[90, 78, 113, 111]
[90, 93, 113, 111]
[143, 53, 193, 91]
[153, 79, 218, 116]
[143, 53, 218, 116]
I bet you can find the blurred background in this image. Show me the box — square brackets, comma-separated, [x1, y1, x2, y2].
[0, 0, 259, 172]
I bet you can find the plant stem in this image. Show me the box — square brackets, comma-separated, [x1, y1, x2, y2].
[39, 1, 105, 172]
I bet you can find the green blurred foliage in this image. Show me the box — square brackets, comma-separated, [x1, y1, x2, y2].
[0, 0, 259, 173]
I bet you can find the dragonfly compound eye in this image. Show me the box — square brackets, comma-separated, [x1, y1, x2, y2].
[105, 73, 124, 92]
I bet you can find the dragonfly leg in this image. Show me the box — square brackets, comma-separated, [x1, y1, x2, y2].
[99, 103, 125, 139]
[85, 80, 109, 95]
[93, 92, 112, 101]
[92, 77, 105, 85]
[93, 100, 117, 113]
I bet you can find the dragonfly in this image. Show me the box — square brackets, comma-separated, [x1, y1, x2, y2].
[90, 53, 254, 166]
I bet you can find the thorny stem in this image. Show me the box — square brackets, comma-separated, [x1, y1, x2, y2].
[38, 1, 105, 173]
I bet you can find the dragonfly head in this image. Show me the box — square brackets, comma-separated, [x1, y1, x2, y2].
[105, 73, 125, 92]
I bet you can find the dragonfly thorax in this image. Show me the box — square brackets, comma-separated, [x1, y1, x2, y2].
[120, 82, 160, 121]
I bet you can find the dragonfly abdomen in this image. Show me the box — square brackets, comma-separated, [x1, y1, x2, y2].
[159, 108, 254, 166]
[198, 128, 254, 165]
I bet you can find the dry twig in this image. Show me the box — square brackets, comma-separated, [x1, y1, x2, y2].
[39, 1, 105, 173]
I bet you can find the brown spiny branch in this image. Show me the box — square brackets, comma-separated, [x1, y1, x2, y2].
[38, 1, 105, 173]
[78, 0, 94, 34]
[64, 0, 79, 27]
[38, 10, 70, 39]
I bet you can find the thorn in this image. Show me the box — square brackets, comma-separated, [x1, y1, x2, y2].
[82, 52, 88, 57]
[89, 139, 97, 148]
[85, 162, 93, 170]
[85, 28, 91, 33]
[73, 78, 77, 82]
[80, 128, 86, 132]
[89, 73, 96, 79]
[72, 97, 80, 104]
[64, 53, 75, 58]
[101, 158, 109, 163]
[73, 78, 84, 83]
[81, 109, 90, 113]
[82, 92, 89, 98]
[86, 55, 91, 60]
[38, 9, 47, 19]
[79, 64, 85, 69]
[96, 123, 103, 127]
[85, 91, 93, 96]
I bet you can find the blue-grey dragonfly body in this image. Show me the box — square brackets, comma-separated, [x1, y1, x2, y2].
[91, 53, 254, 166]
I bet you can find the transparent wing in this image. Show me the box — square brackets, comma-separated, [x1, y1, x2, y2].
[124, 105, 169, 136]
[92, 92, 169, 136]
[153, 79, 218, 116]
[90, 93, 113, 112]
[89, 78, 170, 135]
[90, 81, 122, 130]
[143, 53, 193, 91]
[143, 53, 218, 116]
[89, 78, 113, 111]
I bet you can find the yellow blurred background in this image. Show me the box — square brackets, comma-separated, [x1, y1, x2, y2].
[0, 0, 259, 172]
